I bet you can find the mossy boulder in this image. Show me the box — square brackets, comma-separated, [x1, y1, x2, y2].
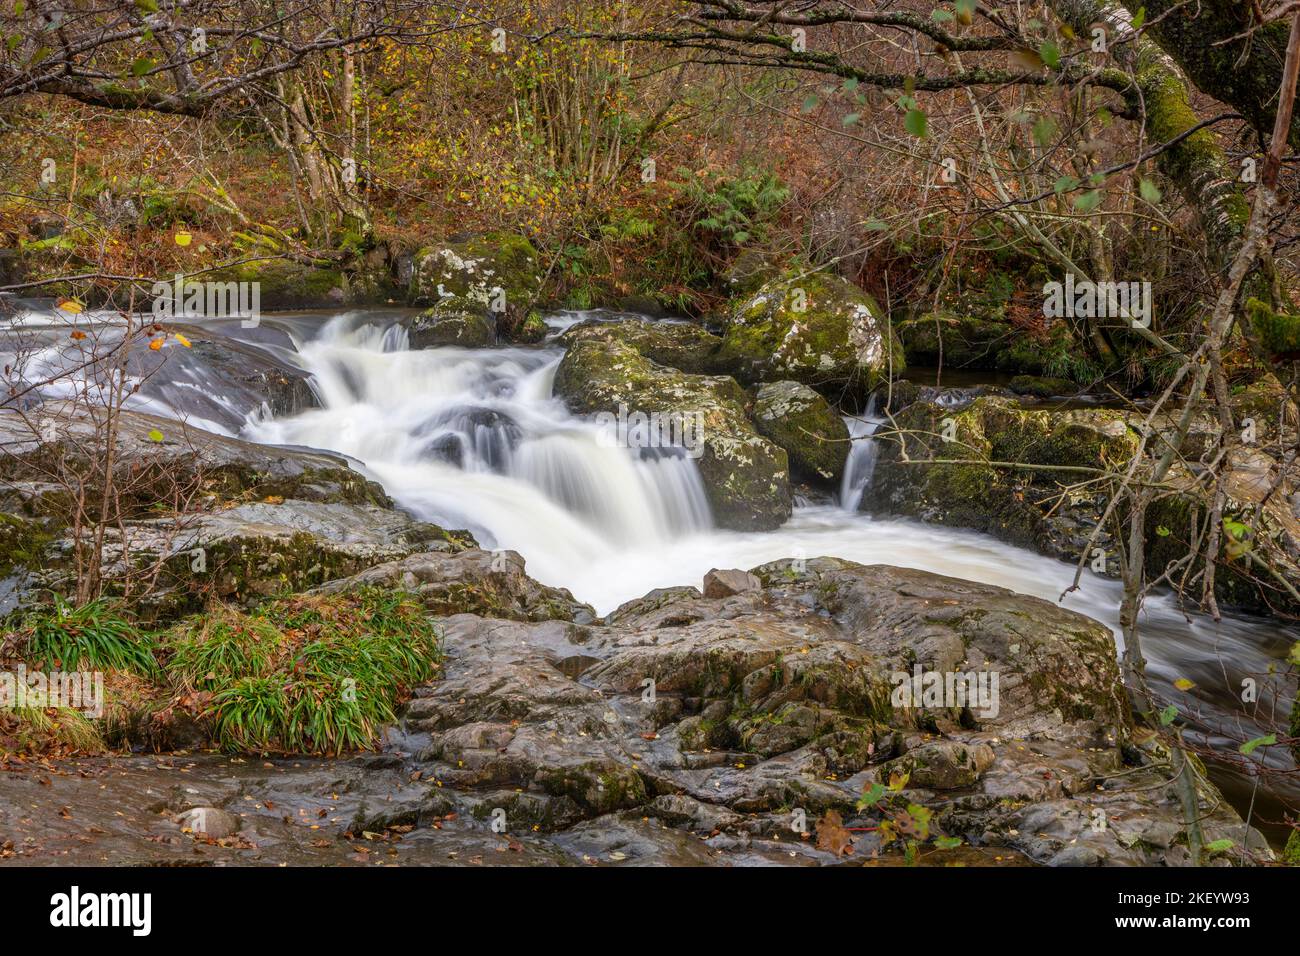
[896, 311, 1008, 368]
[407, 233, 541, 329]
[553, 339, 791, 530]
[205, 257, 347, 309]
[559, 318, 725, 375]
[867, 395, 1139, 558]
[405, 308, 497, 349]
[717, 271, 903, 394]
[898, 311, 1072, 375]
[513, 309, 550, 344]
[720, 247, 782, 297]
[1247, 297, 1300, 361]
[1008, 375, 1078, 398]
[1229, 375, 1298, 444]
[752, 380, 850, 483]
[1145, 445, 1300, 615]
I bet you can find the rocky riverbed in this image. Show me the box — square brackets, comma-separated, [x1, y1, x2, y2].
[2, 243, 1297, 866]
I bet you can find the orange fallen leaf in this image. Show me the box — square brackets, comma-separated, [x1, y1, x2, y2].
[815, 810, 855, 857]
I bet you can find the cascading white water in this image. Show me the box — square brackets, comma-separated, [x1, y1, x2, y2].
[243, 314, 1296, 786]
[243, 315, 712, 582]
[839, 393, 885, 511]
[6, 303, 1295, 820]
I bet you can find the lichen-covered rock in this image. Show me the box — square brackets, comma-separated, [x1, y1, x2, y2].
[69, 499, 474, 620]
[204, 257, 346, 310]
[315, 548, 595, 623]
[866, 394, 1139, 560]
[404, 307, 497, 349]
[553, 338, 791, 530]
[717, 271, 902, 394]
[559, 318, 725, 375]
[753, 380, 850, 482]
[407, 233, 541, 330]
[867, 391, 1300, 615]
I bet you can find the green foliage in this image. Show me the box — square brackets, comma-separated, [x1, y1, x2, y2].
[161, 588, 439, 755]
[8, 597, 158, 676]
[1246, 297, 1300, 358]
[672, 165, 790, 248]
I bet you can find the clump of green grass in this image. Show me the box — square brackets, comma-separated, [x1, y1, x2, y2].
[5, 705, 105, 752]
[161, 588, 439, 755]
[7, 597, 158, 677]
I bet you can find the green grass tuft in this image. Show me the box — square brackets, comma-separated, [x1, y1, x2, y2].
[7, 597, 158, 676]
[161, 588, 439, 755]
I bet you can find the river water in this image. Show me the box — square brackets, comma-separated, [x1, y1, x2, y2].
[5, 304, 1298, 842]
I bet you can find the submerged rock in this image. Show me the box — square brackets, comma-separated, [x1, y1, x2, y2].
[553, 338, 791, 530]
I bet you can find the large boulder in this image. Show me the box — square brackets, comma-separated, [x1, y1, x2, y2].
[753, 380, 850, 483]
[406, 232, 541, 338]
[0, 405, 473, 617]
[716, 271, 903, 394]
[395, 558, 1260, 865]
[866, 394, 1139, 560]
[867, 391, 1300, 615]
[559, 318, 726, 376]
[0, 556, 1266, 866]
[553, 338, 791, 530]
[896, 310, 1072, 375]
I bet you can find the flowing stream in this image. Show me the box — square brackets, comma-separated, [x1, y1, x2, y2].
[5, 304, 1298, 842]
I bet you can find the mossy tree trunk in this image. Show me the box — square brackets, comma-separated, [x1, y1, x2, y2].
[1119, 0, 1300, 149]
[1049, 0, 1272, 301]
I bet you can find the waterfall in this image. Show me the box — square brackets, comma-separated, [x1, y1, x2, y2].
[839, 392, 885, 512]
[243, 314, 713, 581]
